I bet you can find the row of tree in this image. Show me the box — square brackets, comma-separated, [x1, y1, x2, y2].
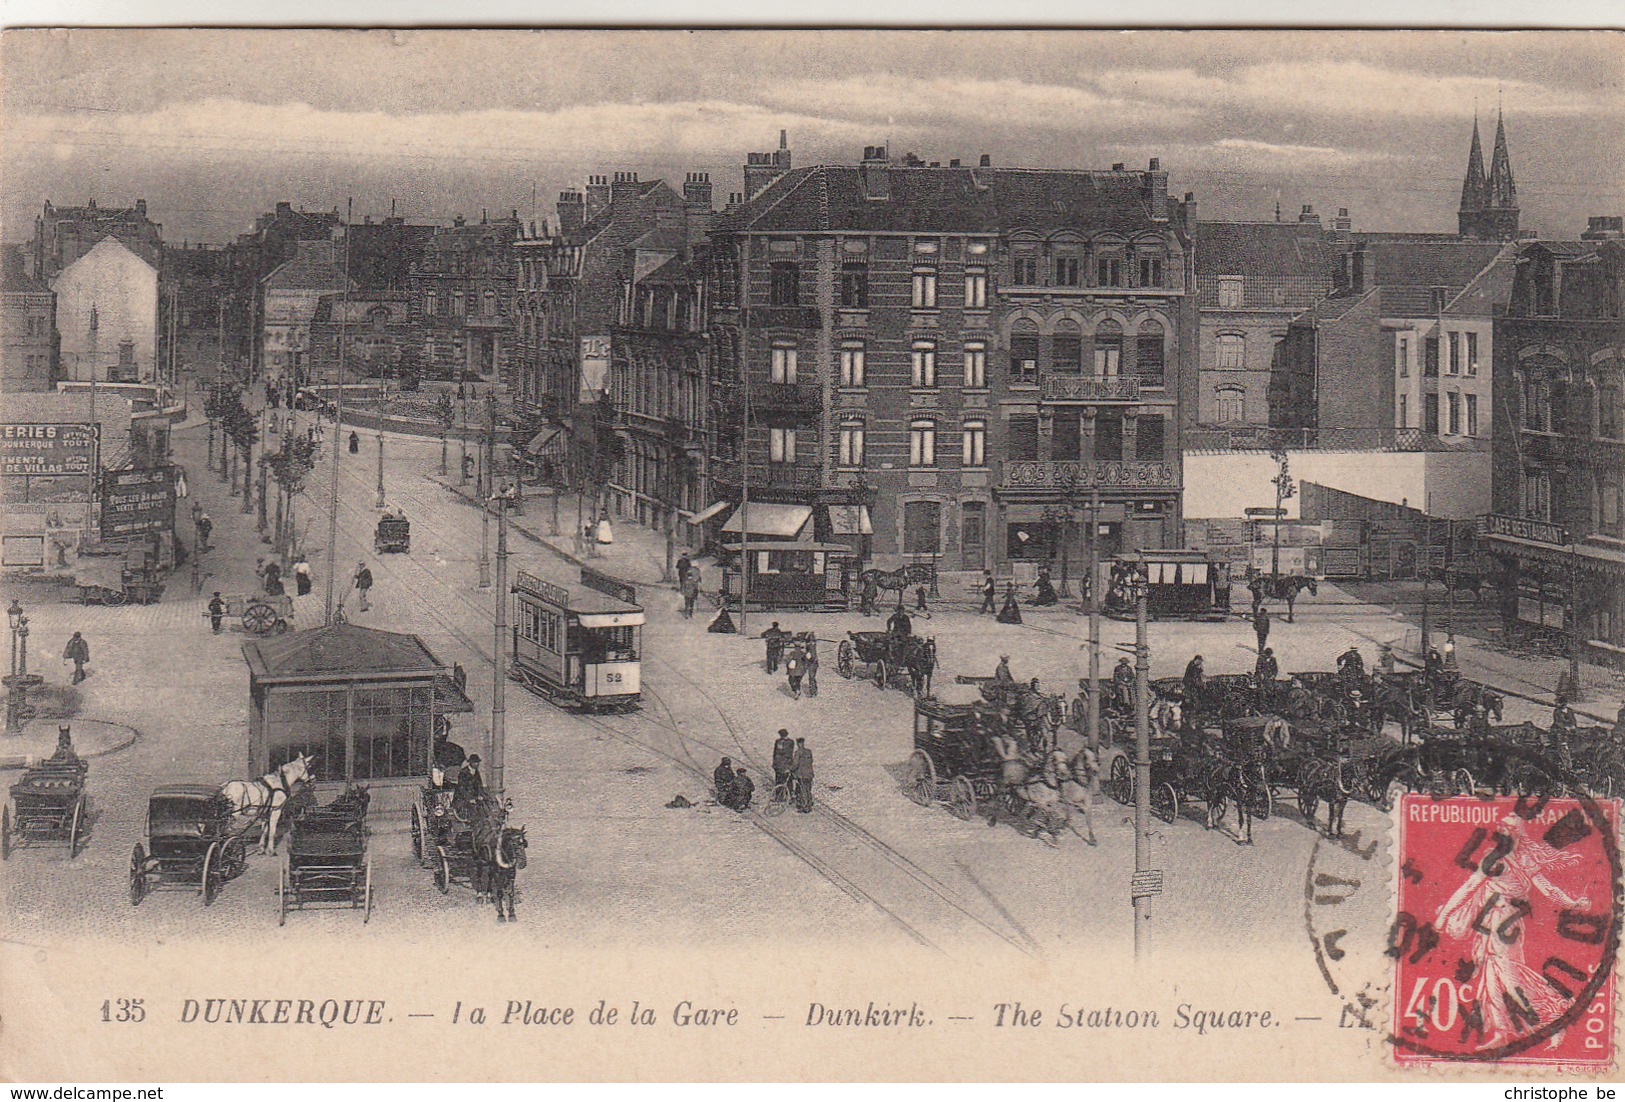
[202, 382, 318, 560]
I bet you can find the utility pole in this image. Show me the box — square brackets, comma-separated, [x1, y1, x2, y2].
[1568, 547, 1585, 704]
[491, 493, 508, 793]
[1132, 568, 1153, 961]
[1085, 487, 1102, 793]
[323, 196, 353, 626]
[375, 431, 386, 508]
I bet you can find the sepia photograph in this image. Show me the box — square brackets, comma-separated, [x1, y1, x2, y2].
[1, 25, 1622, 1083]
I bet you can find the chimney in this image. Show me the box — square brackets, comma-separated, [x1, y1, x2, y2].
[1144, 159, 1169, 221]
[585, 175, 612, 220]
[745, 135, 793, 201]
[1582, 215, 1624, 240]
[949, 158, 961, 168]
[611, 171, 642, 206]
[684, 172, 714, 249]
[1182, 191, 1197, 231]
[860, 147, 892, 201]
[556, 189, 585, 237]
[135, 199, 147, 218]
[1149, 158, 1160, 171]
[978, 154, 991, 168]
[1330, 207, 1352, 236]
[1111, 163, 1125, 172]
[1299, 204, 1320, 225]
[276, 201, 293, 215]
[861, 144, 889, 164]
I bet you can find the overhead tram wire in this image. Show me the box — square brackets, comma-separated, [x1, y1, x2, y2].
[323, 195, 353, 626]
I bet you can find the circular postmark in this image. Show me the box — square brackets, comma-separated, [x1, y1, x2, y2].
[1307, 741, 1623, 1068]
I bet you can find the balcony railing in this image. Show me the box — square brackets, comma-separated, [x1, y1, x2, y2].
[999, 460, 1178, 492]
[754, 381, 822, 411]
[1040, 374, 1141, 403]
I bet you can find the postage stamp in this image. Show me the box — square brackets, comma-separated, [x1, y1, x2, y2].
[1391, 793, 1621, 1068]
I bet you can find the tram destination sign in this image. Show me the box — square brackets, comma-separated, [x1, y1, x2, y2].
[1481, 512, 1568, 547]
[515, 569, 571, 608]
[0, 423, 97, 477]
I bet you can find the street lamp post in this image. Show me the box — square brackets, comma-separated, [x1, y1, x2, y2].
[1129, 566, 1154, 961]
[478, 490, 492, 589]
[375, 431, 386, 509]
[491, 492, 508, 793]
[1084, 488, 1102, 795]
[1268, 447, 1295, 587]
[5, 602, 39, 736]
[8, 599, 20, 677]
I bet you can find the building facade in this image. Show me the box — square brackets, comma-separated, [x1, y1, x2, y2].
[305, 292, 417, 383]
[32, 198, 163, 280]
[2, 244, 58, 393]
[260, 240, 353, 382]
[1486, 235, 1625, 666]
[51, 236, 160, 384]
[708, 146, 1193, 571]
[405, 213, 521, 382]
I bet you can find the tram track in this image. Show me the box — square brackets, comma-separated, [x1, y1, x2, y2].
[298, 451, 1036, 959]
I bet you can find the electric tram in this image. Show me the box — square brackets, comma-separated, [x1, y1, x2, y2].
[510, 569, 644, 711]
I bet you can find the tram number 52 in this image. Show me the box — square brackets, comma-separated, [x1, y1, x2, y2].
[603, 672, 623, 684]
[1405, 976, 1464, 1033]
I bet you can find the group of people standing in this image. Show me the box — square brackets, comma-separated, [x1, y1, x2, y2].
[714, 732, 817, 814]
[761, 621, 819, 699]
[977, 571, 1025, 624]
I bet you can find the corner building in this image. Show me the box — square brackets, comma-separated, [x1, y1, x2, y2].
[707, 147, 1193, 571]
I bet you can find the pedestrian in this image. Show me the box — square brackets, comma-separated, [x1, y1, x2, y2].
[262, 559, 283, 597]
[354, 561, 374, 612]
[996, 582, 1023, 625]
[596, 513, 614, 547]
[771, 729, 796, 795]
[196, 510, 212, 552]
[805, 639, 819, 698]
[1253, 605, 1271, 652]
[348, 431, 360, 455]
[860, 574, 878, 617]
[293, 555, 312, 597]
[62, 631, 90, 685]
[762, 621, 786, 673]
[792, 737, 815, 812]
[915, 585, 930, 614]
[1249, 576, 1266, 616]
[1032, 566, 1058, 606]
[979, 570, 997, 615]
[785, 644, 806, 699]
[680, 566, 700, 619]
[1183, 654, 1205, 704]
[994, 655, 1015, 686]
[208, 591, 226, 634]
[731, 768, 754, 812]
[1255, 647, 1279, 705]
[713, 756, 735, 806]
[676, 553, 692, 589]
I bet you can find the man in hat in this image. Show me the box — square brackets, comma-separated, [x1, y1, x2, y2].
[713, 756, 736, 806]
[208, 591, 226, 634]
[979, 570, 997, 615]
[453, 754, 486, 816]
[762, 621, 787, 674]
[1112, 655, 1135, 713]
[62, 631, 91, 685]
[994, 655, 1015, 687]
[1255, 647, 1279, 706]
[1376, 642, 1397, 678]
[354, 561, 374, 612]
[771, 729, 796, 795]
[731, 767, 754, 812]
[887, 602, 912, 640]
[792, 738, 815, 812]
[1183, 655, 1205, 706]
[1252, 604, 1271, 653]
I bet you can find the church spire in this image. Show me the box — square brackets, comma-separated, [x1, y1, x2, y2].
[1458, 109, 1520, 241]
[1487, 108, 1518, 209]
[1459, 113, 1487, 212]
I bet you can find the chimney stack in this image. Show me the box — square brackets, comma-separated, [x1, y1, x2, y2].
[1330, 207, 1352, 236]
[979, 154, 991, 168]
[745, 133, 794, 200]
[684, 172, 715, 248]
[1149, 158, 1160, 171]
[1299, 204, 1320, 225]
[1582, 215, 1624, 240]
[1111, 162, 1125, 172]
[585, 175, 611, 220]
[949, 158, 961, 168]
[135, 199, 147, 218]
[556, 189, 585, 237]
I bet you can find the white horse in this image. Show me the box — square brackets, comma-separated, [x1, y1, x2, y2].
[1151, 697, 1183, 738]
[220, 753, 313, 855]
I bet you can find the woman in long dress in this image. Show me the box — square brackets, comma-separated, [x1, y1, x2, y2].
[1435, 814, 1591, 1051]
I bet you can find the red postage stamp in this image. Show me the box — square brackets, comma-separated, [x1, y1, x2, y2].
[1392, 793, 1620, 1068]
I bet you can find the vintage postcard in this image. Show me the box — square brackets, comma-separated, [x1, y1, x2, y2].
[2, 26, 1623, 1082]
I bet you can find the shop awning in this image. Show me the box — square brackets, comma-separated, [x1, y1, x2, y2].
[721, 502, 812, 539]
[827, 504, 873, 536]
[577, 611, 646, 628]
[684, 500, 731, 525]
[525, 427, 565, 455]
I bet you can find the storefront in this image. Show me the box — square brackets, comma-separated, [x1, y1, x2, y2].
[242, 624, 475, 783]
[1482, 513, 1625, 669]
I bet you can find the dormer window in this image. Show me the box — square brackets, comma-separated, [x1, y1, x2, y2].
[1218, 277, 1243, 308]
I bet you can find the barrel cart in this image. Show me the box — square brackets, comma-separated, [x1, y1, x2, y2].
[277, 786, 372, 925]
[2, 753, 89, 860]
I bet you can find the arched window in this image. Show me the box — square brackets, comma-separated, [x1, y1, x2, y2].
[1136, 320, 1166, 386]
[1215, 386, 1245, 424]
[1009, 319, 1039, 383]
[1093, 320, 1123, 376]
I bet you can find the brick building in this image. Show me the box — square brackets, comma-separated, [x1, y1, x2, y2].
[260, 240, 353, 382]
[32, 198, 163, 281]
[306, 292, 417, 383]
[2, 244, 58, 393]
[405, 213, 521, 382]
[707, 144, 1194, 571]
[52, 236, 160, 384]
[1485, 232, 1625, 666]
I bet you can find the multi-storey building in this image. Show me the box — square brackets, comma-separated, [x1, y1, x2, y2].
[406, 213, 521, 383]
[1191, 207, 1338, 439]
[260, 240, 353, 382]
[305, 292, 416, 383]
[2, 244, 58, 393]
[52, 236, 159, 384]
[32, 198, 163, 280]
[707, 144, 1194, 570]
[1485, 231, 1625, 666]
[242, 202, 344, 377]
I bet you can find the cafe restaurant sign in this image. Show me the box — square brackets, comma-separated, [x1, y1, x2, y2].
[1481, 512, 1568, 547]
[0, 423, 97, 478]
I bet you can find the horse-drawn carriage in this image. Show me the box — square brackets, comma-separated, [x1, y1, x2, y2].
[904, 697, 1089, 844]
[130, 786, 254, 906]
[2, 749, 89, 860]
[1106, 726, 1272, 838]
[219, 593, 294, 636]
[374, 513, 411, 555]
[73, 554, 165, 606]
[954, 674, 1066, 734]
[277, 786, 373, 925]
[840, 630, 935, 695]
[410, 773, 528, 921]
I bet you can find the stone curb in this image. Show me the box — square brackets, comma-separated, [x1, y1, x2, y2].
[0, 720, 141, 770]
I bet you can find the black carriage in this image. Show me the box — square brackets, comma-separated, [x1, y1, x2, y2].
[954, 674, 1067, 732]
[1104, 550, 1233, 621]
[2, 752, 89, 860]
[129, 785, 252, 907]
[840, 630, 931, 693]
[903, 697, 1001, 820]
[1372, 726, 1498, 808]
[374, 513, 411, 555]
[411, 773, 505, 896]
[510, 569, 643, 712]
[1105, 736, 1187, 823]
[1105, 722, 1272, 828]
[277, 787, 372, 925]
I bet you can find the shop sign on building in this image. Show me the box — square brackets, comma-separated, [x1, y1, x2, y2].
[101, 466, 175, 538]
[1481, 512, 1568, 546]
[0, 423, 98, 478]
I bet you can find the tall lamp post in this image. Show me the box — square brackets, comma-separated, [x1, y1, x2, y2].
[1084, 487, 1102, 794]
[375, 431, 386, 509]
[1127, 565, 1156, 961]
[490, 489, 509, 793]
[1268, 446, 1295, 587]
[4, 600, 41, 736]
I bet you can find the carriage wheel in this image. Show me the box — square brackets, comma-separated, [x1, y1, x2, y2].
[837, 641, 855, 679]
[1047, 697, 1066, 730]
[948, 776, 978, 821]
[410, 805, 424, 864]
[277, 859, 288, 927]
[103, 587, 126, 607]
[1108, 755, 1133, 806]
[765, 786, 789, 818]
[201, 842, 220, 906]
[1153, 782, 1179, 824]
[1452, 767, 1476, 796]
[873, 657, 887, 690]
[363, 858, 374, 923]
[129, 844, 147, 906]
[435, 855, 450, 894]
[904, 750, 936, 807]
[0, 805, 11, 861]
[242, 602, 277, 636]
[68, 797, 84, 859]
[223, 836, 247, 881]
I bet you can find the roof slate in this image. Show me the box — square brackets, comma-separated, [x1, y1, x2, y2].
[242, 624, 449, 680]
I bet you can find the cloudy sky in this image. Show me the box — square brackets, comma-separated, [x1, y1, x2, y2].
[3, 29, 1622, 244]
